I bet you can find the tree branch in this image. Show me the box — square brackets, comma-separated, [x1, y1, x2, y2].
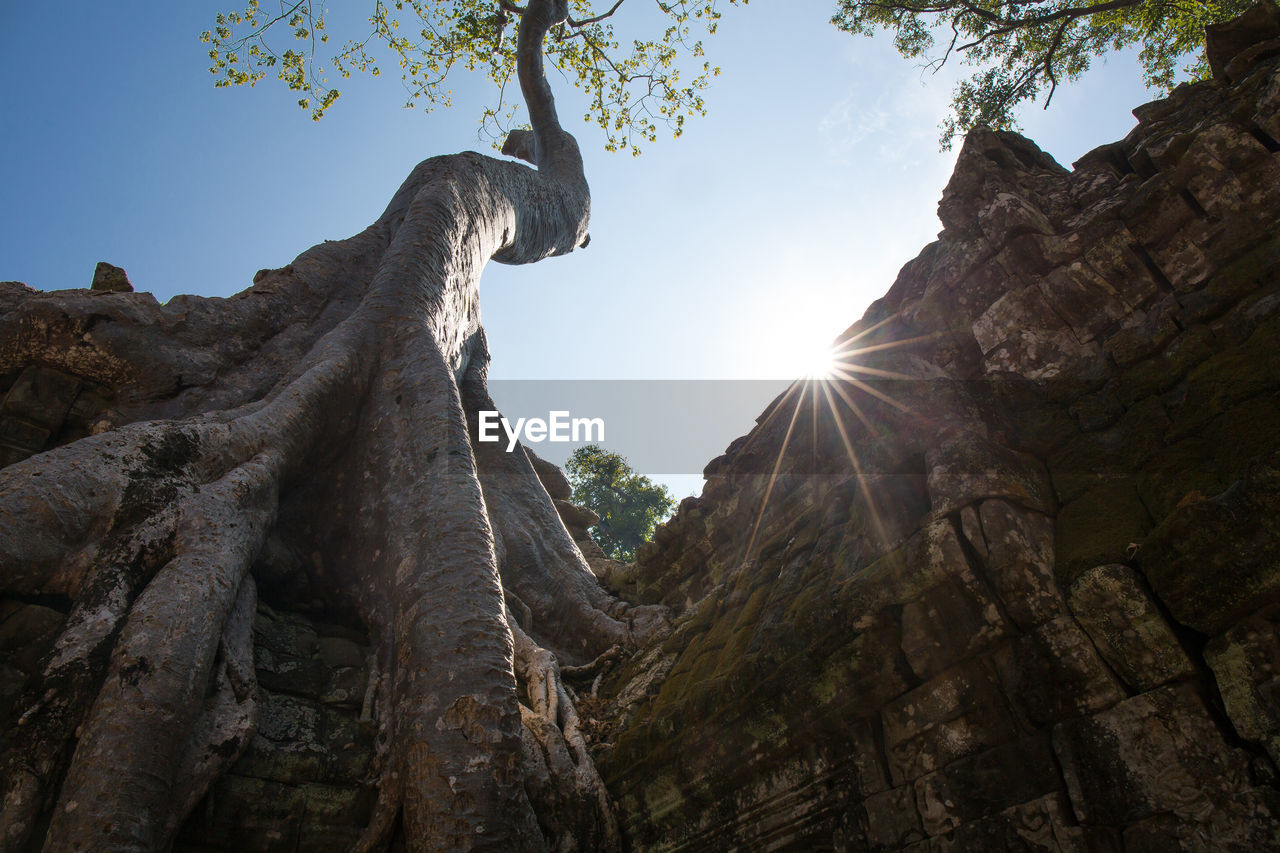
[569, 0, 629, 27]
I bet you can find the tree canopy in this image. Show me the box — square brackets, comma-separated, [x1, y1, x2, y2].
[831, 0, 1258, 147]
[565, 444, 675, 561]
[203, 0, 745, 154]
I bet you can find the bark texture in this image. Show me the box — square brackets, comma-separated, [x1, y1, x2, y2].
[0, 1, 648, 849]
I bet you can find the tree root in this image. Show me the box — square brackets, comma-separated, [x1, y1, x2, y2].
[43, 451, 280, 850]
[512, 622, 620, 851]
[160, 574, 259, 850]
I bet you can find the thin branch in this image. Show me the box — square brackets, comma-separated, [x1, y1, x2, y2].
[569, 0, 629, 27]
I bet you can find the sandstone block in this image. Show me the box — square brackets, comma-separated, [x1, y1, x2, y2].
[993, 616, 1125, 727]
[1052, 682, 1251, 826]
[912, 735, 1060, 837]
[978, 499, 1064, 630]
[882, 658, 1017, 785]
[1068, 564, 1194, 692]
[1204, 611, 1280, 763]
[925, 431, 1055, 517]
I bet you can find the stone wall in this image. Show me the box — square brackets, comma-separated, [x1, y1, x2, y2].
[599, 9, 1280, 850]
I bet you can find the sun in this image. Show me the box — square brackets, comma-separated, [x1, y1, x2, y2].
[799, 341, 838, 380]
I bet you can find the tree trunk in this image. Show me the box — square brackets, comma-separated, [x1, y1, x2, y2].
[0, 1, 646, 849]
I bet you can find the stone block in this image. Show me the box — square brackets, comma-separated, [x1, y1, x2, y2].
[900, 567, 1009, 681]
[993, 616, 1125, 727]
[1112, 324, 1215, 407]
[982, 328, 1104, 382]
[978, 500, 1064, 630]
[253, 645, 331, 699]
[1052, 682, 1251, 826]
[1103, 295, 1180, 368]
[1037, 263, 1131, 344]
[1138, 453, 1280, 635]
[977, 191, 1056, 248]
[972, 285, 1063, 356]
[925, 431, 1055, 517]
[1120, 787, 1280, 852]
[925, 792, 1117, 852]
[882, 658, 1017, 785]
[1204, 611, 1280, 763]
[1054, 480, 1152, 585]
[1068, 564, 1194, 692]
[863, 784, 925, 850]
[912, 735, 1060, 836]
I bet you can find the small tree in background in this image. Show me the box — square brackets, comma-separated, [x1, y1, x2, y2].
[566, 445, 675, 561]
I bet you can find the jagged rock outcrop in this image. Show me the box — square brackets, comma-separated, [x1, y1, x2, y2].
[599, 11, 1280, 851]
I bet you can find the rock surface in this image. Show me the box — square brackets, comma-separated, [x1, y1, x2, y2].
[597, 16, 1280, 852]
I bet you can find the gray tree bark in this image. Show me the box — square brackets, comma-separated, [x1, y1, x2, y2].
[0, 1, 650, 849]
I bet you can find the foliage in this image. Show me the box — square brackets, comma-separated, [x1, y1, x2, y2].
[831, 0, 1256, 148]
[565, 444, 675, 561]
[202, 0, 746, 154]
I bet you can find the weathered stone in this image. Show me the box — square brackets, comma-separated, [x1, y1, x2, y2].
[1138, 453, 1280, 634]
[972, 285, 1063, 357]
[977, 500, 1063, 630]
[977, 192, 1055, 247]
[90, 261, 133, 292]
[863, 784, 925, 849]
[924, 792, 1111, 852]
[554, 499, 599, 537]
[1069, 387, 1123, 432]
[1104, 295, 1180, 368]
[1052, 683, 1253, 826]
[1113, 324, 1216, 407]
[1068, 564, 1194, 692]
[993, 616, 1125, 727]
[899, 562, 1008, 681]
[912, 735, 1061, 837]
[175, 774, 372, 853]
[316, 636, 363, 670]
[1204, 611, 1280, 763]
[2, 365, 82, 430]
[253, 644, 331, 699]
[1037, 262, 1131, 344]
[1054, 479, 1151, 585]
[925, 431, 1055, 517]
[1206, 1, 1280, 80]
[882, 658, 1017, 785]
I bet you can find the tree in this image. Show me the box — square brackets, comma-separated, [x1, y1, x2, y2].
[831, 0, 1259, 147]
[0, 2, 673, 850]
[566, 445, 675, 562]
[202, 0, 745, 154]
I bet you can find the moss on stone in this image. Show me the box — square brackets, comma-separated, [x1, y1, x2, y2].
[1054, 479, 1153, 585]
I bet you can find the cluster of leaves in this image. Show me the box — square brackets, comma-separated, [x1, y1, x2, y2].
[831, 0, 1255, 148]
[202, 0, 745, 152]
[565, 444, 675, 562]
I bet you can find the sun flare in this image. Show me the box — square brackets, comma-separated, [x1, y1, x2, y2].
[799, 341, 838, 380]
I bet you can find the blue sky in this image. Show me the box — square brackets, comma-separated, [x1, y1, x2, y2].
[0, 2, 1164, 495]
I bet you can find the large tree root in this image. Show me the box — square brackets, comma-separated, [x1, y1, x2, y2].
[0, 2, 646, 849]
